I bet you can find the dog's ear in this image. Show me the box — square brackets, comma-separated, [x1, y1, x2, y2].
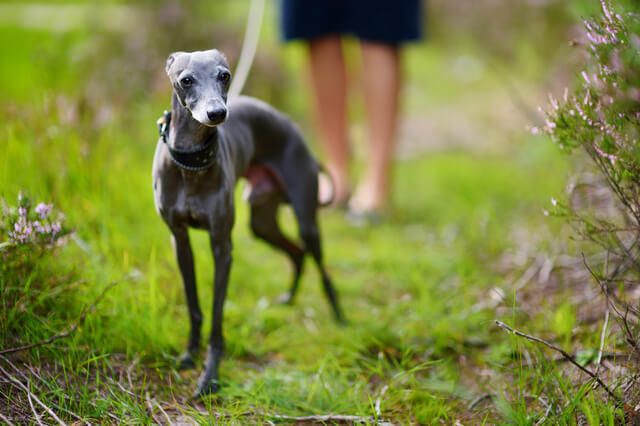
[166, 52, 185, 76]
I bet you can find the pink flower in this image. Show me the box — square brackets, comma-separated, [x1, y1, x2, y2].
[35, 203, 52, 219]
[594, 145, 618, 164]
[581, 71, 591, 84]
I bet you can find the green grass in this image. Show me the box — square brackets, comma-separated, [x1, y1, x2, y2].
[0, 2, 629, 424]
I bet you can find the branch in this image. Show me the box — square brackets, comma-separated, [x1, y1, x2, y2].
[495, 320, 620, 402]
[0, 275, 130, 355]
[582, 254, 637, 318]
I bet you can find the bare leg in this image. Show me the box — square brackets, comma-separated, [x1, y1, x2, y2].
[350, 41, 401, 213]
[307, 35, 350, 205]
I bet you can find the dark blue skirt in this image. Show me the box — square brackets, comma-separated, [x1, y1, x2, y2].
[280, 0, 423, 45]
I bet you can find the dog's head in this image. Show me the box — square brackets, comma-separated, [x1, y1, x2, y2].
[165, 49, 231, 127]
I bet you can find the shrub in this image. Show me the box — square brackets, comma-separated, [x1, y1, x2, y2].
[0, 192, 70, 348]
[539, 0, 639, 411]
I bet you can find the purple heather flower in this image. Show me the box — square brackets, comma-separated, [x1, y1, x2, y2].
[594, 145, 618, 164]
[35, 202, 52, 220]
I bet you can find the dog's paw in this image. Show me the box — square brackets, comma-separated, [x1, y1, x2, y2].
[176, 353, 196, 370]
[194, 379, 220, 399]
[336, 315, 349, 327]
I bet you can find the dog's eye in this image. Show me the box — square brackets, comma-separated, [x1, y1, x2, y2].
[180, 77, 194, 87]
[218, 71, 231, 83]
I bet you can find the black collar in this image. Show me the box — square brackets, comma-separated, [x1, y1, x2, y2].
[157, 110, 219, 171]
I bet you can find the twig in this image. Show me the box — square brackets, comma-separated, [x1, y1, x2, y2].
[515, 350, 619, 367]
[468, 393, 494, 409]
[126, 355, 138, 389]
[266, 412, 392, 424]
[0, 365, 66, 426]
[111, 378, 137, 399]
[532, 394, 552, 426]
[10, 355, 119, 423]
[495, 320, 620, 401]
[2, 355, 118, 424]
[22, 363, 85, 423]
[26, 382, 44, 426]
[145, 392, 163, 425]
[595, 309, 610, 375]
[582, 254, 634, 319]
[195, 408, 392, 425]
[374, 384, 388, 416]
[152, 398, 173, 426]
[0, 275, 130, 355]
[0, 411, 16, 426]
[623, 306, 640, 355]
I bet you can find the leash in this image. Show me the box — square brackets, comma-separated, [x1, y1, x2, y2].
[228, 0, 265, 97]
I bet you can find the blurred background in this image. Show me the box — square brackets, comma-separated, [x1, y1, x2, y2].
[0, 0, 596, 148]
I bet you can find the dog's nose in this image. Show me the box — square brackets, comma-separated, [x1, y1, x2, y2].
[207, 108, 227, 123]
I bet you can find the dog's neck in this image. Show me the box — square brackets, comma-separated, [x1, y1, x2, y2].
[169, 93, 218, 149]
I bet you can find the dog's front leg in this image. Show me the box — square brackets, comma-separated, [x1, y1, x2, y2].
[171, 227, 202, 370]
[195, 230, 232, 397]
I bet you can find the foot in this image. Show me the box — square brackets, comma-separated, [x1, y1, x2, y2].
[194, 378, 220, 399]
[177, 352, 196, 370]
[348, 177, 387, 215]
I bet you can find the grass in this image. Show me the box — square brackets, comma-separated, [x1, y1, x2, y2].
[0, 2, 632, 424]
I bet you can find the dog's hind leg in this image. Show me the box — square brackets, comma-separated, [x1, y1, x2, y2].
[287, 186, 345, 323]
[298, 220, 345, 324]
[249, 195, 305, 304]
[171, 227, 202, 370]
[280, 161, 346, 323]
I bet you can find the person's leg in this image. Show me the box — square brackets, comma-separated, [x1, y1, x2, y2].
[350, 41, 400, 213]
[307, 35, 350, 205]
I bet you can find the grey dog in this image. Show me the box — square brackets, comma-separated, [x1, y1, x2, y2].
[152, 49, 345, 397]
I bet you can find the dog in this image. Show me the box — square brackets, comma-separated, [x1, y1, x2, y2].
[152, 49, 345, 397]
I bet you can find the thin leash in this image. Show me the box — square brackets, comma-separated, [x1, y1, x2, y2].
[228, 0, 265, 98]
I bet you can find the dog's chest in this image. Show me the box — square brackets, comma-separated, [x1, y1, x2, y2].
[175, 182, 214, 229]
[155, 169, 232, 231]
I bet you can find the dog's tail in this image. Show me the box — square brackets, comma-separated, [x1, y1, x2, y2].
[317, 166, 335, 207]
